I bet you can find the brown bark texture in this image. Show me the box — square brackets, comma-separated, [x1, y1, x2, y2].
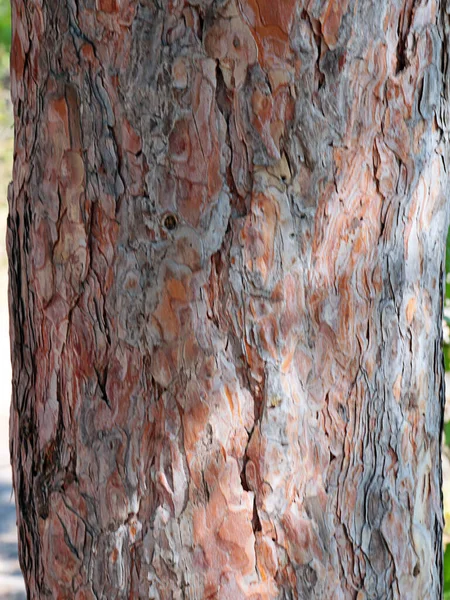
[7, 0, 450, 598]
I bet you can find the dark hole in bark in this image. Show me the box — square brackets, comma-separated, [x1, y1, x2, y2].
[163, 213, 178, 231]
[413, 563, 420, 577]
[338, 403, 348, 422]
[252, 498, 262, 532]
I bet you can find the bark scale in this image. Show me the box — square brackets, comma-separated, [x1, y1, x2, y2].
[8, 0, 450, 598]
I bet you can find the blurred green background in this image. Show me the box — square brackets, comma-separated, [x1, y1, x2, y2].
[0, 0, 12, 295]
[0, 0, 10, 54]
[0, 0, 450, 595]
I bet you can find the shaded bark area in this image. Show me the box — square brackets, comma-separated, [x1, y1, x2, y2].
[8, 0, 450, 598]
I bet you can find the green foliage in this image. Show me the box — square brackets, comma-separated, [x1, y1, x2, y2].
[445, 544, 450, 599]
[445, 422, 450, 449]
[0, 0, 10, 52]
[445, 343, 450, 373]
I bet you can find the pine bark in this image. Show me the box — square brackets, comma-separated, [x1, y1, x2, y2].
[8, 0, 450, 598]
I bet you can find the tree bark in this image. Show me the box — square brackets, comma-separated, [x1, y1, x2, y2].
[8, 0, 450, 598]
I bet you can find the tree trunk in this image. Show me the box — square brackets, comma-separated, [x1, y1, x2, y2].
[8, 0, 450, 598]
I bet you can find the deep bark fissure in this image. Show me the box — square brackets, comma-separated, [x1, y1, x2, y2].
[395, 0, 414, 74]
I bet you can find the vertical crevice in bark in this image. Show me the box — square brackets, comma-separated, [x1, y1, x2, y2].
[395, 0, 414, 74]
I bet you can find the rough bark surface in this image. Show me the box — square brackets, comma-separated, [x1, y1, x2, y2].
[8, 0, 450, 598]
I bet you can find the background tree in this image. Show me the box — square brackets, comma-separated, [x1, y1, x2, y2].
[8, 0, 450, 598]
